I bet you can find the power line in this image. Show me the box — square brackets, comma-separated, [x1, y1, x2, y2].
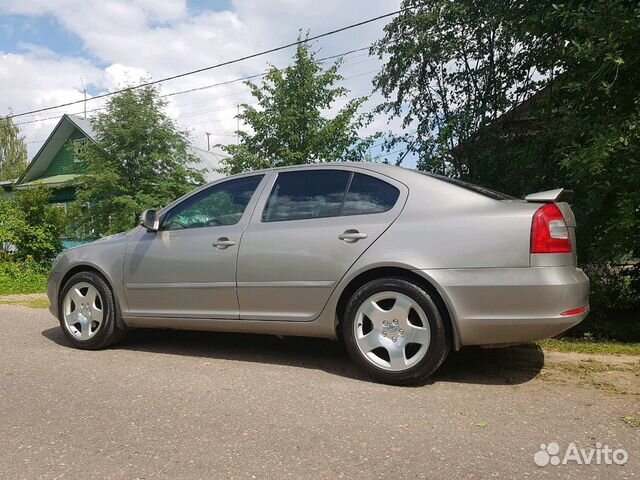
[15, 47, 374, 127]
[7, 7, 413, 120]
[162, 47, 372, 101]
[176, 68, 380, 120]
[22, 70, 382, 141]
[169, 52, 374, 110]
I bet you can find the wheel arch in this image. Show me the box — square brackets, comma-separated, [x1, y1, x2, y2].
[58, 264, 126, 329]
[335, 266, 460, 350]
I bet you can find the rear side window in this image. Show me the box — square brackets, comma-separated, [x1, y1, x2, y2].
[342, 173, 400, 216]
[262, 170, 351, 222]
[262, 170, 400, 222]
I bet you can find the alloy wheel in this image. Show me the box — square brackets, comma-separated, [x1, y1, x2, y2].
[62, 282, 104, 341]
[353, 291, 431, 371]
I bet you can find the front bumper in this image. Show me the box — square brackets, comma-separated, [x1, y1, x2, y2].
[47, 270, 61, 319]
[419, 266, 590, 347]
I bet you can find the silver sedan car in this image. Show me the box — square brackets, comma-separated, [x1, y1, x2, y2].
[48, 163, 589, 385]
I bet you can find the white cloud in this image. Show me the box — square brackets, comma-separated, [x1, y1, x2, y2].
[104, 64, 151, 89]
[0, 0, 409, 163]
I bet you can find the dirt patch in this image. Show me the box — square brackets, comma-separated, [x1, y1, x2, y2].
[0, 293, 49, 309]
[538, 350, 640, 395]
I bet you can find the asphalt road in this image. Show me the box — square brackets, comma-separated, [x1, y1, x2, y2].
[0, 305, 638, 479]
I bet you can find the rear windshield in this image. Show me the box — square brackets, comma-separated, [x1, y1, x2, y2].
[421, 172, 516, 200]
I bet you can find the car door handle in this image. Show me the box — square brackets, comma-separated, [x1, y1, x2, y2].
[338, 229, 368, 243]
[212, 237, 236, 249]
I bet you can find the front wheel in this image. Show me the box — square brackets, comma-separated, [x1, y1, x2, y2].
[59, 271, 125, 350]
[342, 278, 449, 385]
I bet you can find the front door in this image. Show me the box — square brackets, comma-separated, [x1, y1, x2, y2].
[123, 174, 266, 319]
[237, 168, 406, 321]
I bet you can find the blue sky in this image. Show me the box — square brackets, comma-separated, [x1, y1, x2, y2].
[0, 1, 232, 61]
[187, 0, 232, 15]
[0, 14, 86, 58]
[0, 0, 414, 166]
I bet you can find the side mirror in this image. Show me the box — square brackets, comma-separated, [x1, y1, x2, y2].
[139, 209, 160, 232]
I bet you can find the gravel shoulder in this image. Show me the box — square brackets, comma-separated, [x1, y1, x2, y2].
[0, 305, 638, 479]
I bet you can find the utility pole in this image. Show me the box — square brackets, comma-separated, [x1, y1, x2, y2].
[205, 132, 211, 151]
[236, 104, 240, 144]
[80, 78, 87, 118]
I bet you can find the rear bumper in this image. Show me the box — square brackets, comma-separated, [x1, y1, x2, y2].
[418, 266, 590, 347]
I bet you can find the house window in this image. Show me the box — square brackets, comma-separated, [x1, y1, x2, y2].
[73, 139, 90, 162]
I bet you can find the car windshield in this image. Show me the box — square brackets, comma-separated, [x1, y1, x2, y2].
[421, 172, 517, 200]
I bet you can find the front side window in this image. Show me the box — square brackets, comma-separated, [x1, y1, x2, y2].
[262, 170, 351, 222]
[162, 175, 263, 231]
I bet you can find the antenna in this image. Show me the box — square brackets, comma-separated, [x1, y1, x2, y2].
[205, 132, 211, 151]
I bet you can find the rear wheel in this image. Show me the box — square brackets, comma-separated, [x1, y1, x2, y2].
[342, 277, 449, 385]
[59, 271, 125, 349]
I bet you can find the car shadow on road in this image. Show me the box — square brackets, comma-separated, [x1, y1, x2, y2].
[41, 327, 544, 386]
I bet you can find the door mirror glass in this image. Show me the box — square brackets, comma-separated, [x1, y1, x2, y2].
[140, 209, 160, 231]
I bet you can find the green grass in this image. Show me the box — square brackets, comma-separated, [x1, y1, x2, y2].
[622, 414, 640, 428]
[0, 261, 48, 295]
[536, 338, 640, 356]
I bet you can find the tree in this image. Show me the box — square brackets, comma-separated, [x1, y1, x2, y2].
[373, 0, 640, 328]
[221, 38, 375, 174]
[70, 85, 205, 237]
[544, 1, 640, 266]
[0, 186, 65, 263]
[372, 0, 553, 175]
[0, 116, 28, 181]
[374, 0, 640, 260]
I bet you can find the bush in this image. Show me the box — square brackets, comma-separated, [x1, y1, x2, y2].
[566, 263, 640, 342]
[0, 186, 65, 263]
[0, 260, 49, 295]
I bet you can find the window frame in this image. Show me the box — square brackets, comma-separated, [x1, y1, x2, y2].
[159, 174, 265, 232]
[260, 169, 401, 224]
[72, 138, 90, 163]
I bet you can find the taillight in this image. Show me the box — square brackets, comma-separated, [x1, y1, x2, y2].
[530, 203, 572, 253]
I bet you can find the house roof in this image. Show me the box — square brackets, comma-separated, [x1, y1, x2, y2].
[452, 84, 554, 155]
[18, 114, 95, 184]
[0, 179, 15, 192]
[188, 146, 225, 182]
[17, 174, 80, 188]
[18, 113, 227, 185]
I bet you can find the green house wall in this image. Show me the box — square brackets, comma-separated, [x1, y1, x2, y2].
[41, 128, 89, 179]
[50, 187, 76, 204]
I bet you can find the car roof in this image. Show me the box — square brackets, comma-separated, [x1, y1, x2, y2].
[235, 162, 417, 183]
[249, 161, 400, 173]
[237, 163, 513, 200]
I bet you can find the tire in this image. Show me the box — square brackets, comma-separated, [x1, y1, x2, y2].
[58, 271, 125, 350]
[342, 277, 449, 385]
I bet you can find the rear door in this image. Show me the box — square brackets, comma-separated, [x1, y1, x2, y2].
[237, 167, 407, 321]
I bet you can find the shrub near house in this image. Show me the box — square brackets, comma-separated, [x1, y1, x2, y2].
[0, 186, 64, 295]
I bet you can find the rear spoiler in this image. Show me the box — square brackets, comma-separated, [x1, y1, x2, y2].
[524, 188, 574, 203]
